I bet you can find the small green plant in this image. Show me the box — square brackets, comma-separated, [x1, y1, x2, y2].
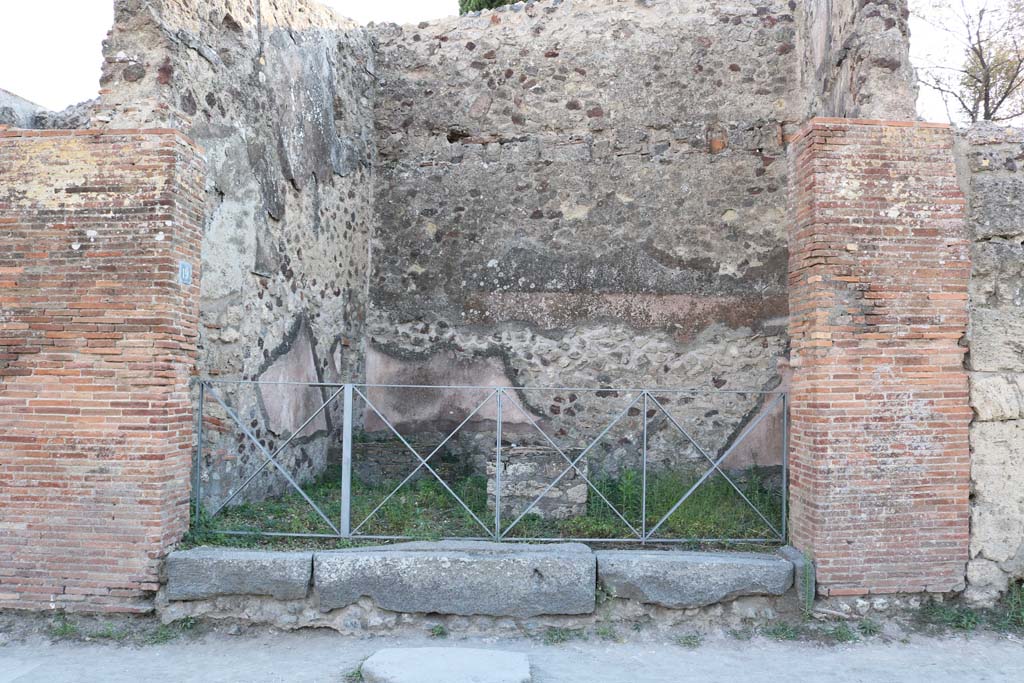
[459, 0, 510, 14]
[177, 615, 197, 631]
[429, 624, 448, 639]
[917, 599, 980, 632]
[676, 632, 703, 649]
[594, 624, 618, 641]
[762, 621, 802, 641]
[729, 626, 754, 641]
[857, 618, 881, 637]
[145, 625, 179, 645]
[344, 667, 364, 682]
[826, 622, 858, 643]
[92, 624, 129, 641]
[992, 581, 1024, 632]
[801, 551, 815, 619]
[48, 615, 78, 639]
[542, 627, 586, 645]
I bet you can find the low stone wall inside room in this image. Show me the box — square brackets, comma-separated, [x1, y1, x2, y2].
[0, 128, 205, 612]
[92, 0, 379, 507]
[957, 124, 1024, 605]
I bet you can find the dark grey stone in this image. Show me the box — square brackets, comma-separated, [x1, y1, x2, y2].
[596, 550, 793, 609]
[165, 547, 313, 601]
[314, 541, 595, 616]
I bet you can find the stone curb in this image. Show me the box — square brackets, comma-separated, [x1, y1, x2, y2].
[165, 547, 313, 601]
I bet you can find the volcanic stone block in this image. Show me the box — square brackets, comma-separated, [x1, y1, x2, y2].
[595, 550, 793, 608]
[314, 541, 595, 616]
[165, 547, 313, 601]
[361, 648, 532, 683]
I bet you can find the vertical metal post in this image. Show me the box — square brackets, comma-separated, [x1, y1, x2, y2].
[781, 392, 789, 543]
[641, 391, 648, 543]
[494, 389, 503, 540]
[341, 383, 353, 538]
[194, 381, 205, 528]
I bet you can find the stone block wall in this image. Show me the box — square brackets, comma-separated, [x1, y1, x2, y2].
[787, 119, 971, 596]
[0, 128, 205, 611]
[95, 0, 378, 507]
[957, 124, 1024, 604]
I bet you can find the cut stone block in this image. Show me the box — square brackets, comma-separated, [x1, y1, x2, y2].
[487, 446, 588, 519]
[314, 541, 595, 616]
[596, 550, 793, 608]
[361, 648, 531, 683]
[165, 547, 312, 601]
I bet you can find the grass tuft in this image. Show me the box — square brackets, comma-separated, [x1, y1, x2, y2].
[676, 632, 703, 648]
[542, 627, 586, 645]
[47, 615, 78, 639]
[825, 622, 858, 643]
[917, 600, 980, 632]
[762, 621, 802, 641]
[857, 618, 881, 637]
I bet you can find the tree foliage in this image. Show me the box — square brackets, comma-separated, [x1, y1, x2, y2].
[916, 0, 1024, 123]
[459, 0, 511, 15]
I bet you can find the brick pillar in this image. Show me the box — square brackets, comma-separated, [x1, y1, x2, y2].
[0, 128, 205, 612]
[787, 119, 971, 596]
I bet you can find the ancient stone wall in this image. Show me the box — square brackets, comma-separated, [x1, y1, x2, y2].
[0, 128, 204, 611]
[95, 0, 378, 505]
[367, 0, 803, 472]
[796, 0, 916, 120]
[958, 124, 1024, 604]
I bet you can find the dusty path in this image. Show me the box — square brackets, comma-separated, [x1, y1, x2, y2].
[2, 628, 1023, 682]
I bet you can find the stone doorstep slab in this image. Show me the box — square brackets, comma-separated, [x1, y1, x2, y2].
[361, 648, 531, 683]
[314, 541, 596, 617]
[595, 550, 794, 609]
[165, 547, 313, 601]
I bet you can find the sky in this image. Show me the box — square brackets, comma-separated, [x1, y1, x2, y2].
[0, 0, 1006, 125]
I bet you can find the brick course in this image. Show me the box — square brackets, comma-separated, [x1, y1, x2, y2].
[787, 119, 971, 596]
[0, 129, 204, 611]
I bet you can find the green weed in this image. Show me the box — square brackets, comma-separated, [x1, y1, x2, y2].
[917, 600, 980, 632]
[728, 627, 754, 641]
[826, 622, 858, 643]
[594, 624, 619, 641]
[429, 624, 448, 638]
[92, 624, 129, 641]
[47, 616, 78, 639]
[676, 632, 703, 648]
[762, 621, 802, 641]
[542, 627, 586, 645]
[857, 618, 881, 637]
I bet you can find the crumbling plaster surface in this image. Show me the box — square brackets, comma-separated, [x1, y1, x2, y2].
[93, 0, 378, 505]
[958, 124, 1024, 605]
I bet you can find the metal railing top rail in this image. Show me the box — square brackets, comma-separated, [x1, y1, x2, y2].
[193, 380, 788, 546]
[195, 377, 786, 395]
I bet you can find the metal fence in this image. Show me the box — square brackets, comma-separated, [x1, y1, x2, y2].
[193, 380, 788, 545]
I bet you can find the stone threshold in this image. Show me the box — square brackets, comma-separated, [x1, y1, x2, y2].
[164, 541, 795, 619]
